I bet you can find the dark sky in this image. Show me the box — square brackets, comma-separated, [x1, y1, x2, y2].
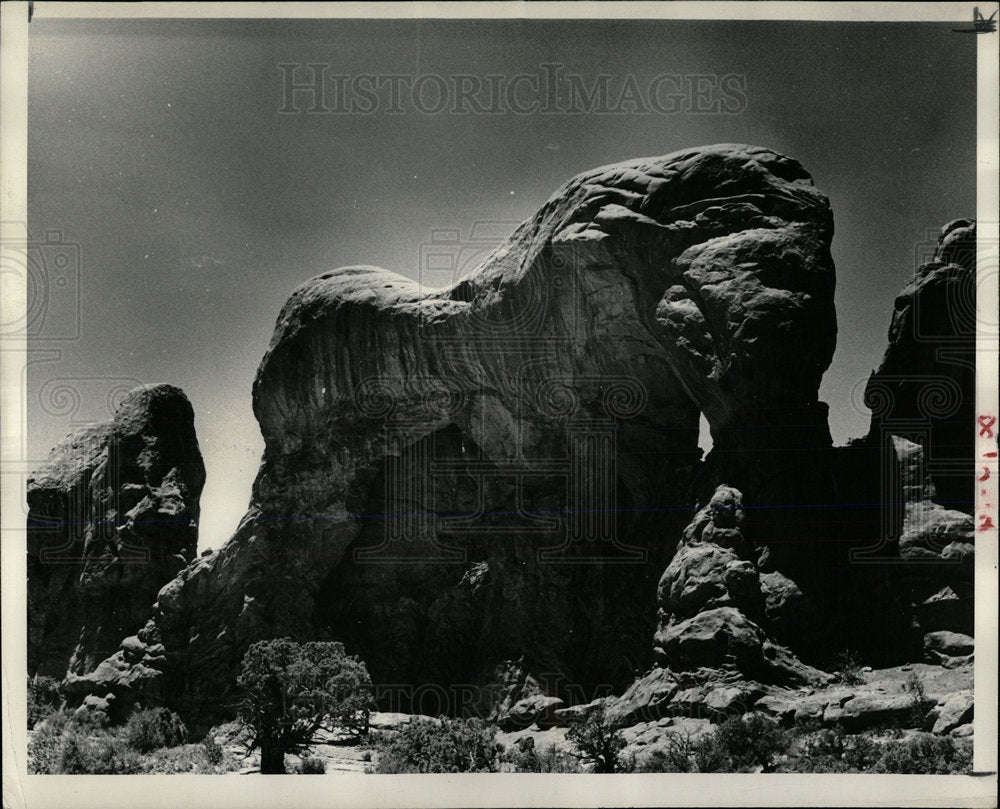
[27, 19, 977, 549]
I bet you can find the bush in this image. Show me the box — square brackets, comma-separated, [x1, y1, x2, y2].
[299, 756, 326, 774]
[27, 712, 141, 775]
[692, 731, 731, 773]
[374, 717, 499, 774]
[27, 707, 243, 774]
[202, 736, 225, 766]
[237, 638, 374, 774]
[716, 713, 788, 771]
[27, 710, 72, 774]
[501, 735, 539, 772]
[788, 728, 881, 773]
[535, 744, 583, 773]
[693, 714, 789, 773]
[27, 676, 62, 730]
[782, 725, 972, 774]
[833, 649, 865, 686]
[124, 707, 188, 753]
[138, 742, 242, 774]
[902, 671, 936, 729]
[873, 734, 972, 774]
[565, 707, 630, 773]
[633, 730, 700, 773]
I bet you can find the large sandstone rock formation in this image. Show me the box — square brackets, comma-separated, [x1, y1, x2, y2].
[56, 144, 975, 736]
[67, 144, 839, 726]
[27, 384, 205, 680]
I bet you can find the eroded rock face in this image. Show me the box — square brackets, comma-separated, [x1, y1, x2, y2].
[27, 384, 204, 680]
[864, 219, 976, 512]
[652, 485, 828, 689]
[71, 144, 838, 726]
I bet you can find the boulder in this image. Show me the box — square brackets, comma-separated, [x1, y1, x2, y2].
[655, 607, 764, 671]
[824, 692, 922, 732]
[658, 544, 762, 620]
[667, 679, 765, 721]
[553, 698, 609, 725]
[923, 631, 974, 661]
[500, 695, 566, 731]
[604, 667, 679, 727]
[932, 691, 973, 736]
[899, 501, 974, 560]
[759, 571, 817, 648]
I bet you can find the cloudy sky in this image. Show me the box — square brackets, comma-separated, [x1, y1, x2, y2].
[27, 17, 976, 550]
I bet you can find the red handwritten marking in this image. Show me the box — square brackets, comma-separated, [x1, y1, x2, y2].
[986, 451, 998, 458]
[979, 515, 995, 532]
[979, 415, 997, 438]
[981, 466, 992, 482]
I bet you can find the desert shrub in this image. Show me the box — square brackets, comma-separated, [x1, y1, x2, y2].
[299, 756, 326, 774]
[535, 744, 583, 773]
[699, 713, 789, 772]
[633, 729, 702, 773]
[873, 733, 972, 774]
[902, 671, 936, 729]
[784, 725, 970, 774]
[27, 710, 72, 774]
[691, 731, 731, 773]
[374, 717, 499, 774]
[788, 728, 880, 773]
[499, 735, 583, 773]
[842, 734, 881, 770]
[833, 649, 865, 686]
[566, 707, 631, 773]
[84, 736, 143, 774]
[237, 638, 374, 774]
[137, 741, 242, 774]
[27, 676, 62, 729]
[202, 736, 225, 765]
[28, 713, 141, 775]
[124, 707, 188, 753]
[502, 735, 539, 772]
[28, 707, 238, 774]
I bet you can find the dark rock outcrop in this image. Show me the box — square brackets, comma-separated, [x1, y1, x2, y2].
[652, 485, 829, 692]
[67, 144, 838, 726]
[864, 219, 976, 512]
[27, 384, 204, 681]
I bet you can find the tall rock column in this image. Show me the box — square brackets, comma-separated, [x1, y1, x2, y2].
[27, 384, 205, 679]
